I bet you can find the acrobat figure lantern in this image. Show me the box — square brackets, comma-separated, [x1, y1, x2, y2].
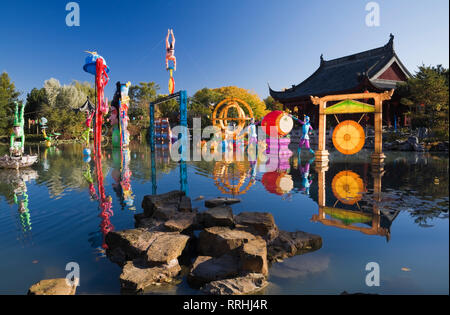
[311, 90, 394, 168]
[290, 115, 314, 155]
[10, 102, 26, 157]
[166, 29, 176, 94]
[111, 81, 131, 148]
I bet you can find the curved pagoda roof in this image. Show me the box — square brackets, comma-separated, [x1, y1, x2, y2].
[269, 34, 411, 102]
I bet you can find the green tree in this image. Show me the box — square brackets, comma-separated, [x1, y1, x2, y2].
[25, 88, 48, 120]
[264, 96, 283, 111]
[38, 78, 88, 139]
[398, 65, 449, 139]
[72, 81, 95, 101]
[0, 72, 20, 135]
[191, 87, 269, 127]
[129, 82, 160, 121]
[213, 86, 268, 119]
[189, 88, 222, 127]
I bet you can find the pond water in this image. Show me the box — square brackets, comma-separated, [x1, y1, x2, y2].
[0, 142, 448, 295]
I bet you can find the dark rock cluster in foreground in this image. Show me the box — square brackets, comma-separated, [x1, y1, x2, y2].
[105, 190, 322, 295]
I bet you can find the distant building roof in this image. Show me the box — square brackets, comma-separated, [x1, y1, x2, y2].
[270, 34, 412, 102]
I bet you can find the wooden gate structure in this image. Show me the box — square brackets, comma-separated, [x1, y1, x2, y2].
[310, 89, 394, 168]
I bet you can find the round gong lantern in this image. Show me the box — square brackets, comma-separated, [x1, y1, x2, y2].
[262, 111, 294, 137]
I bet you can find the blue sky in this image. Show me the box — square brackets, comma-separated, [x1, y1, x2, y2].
[0, 0, 448, 101]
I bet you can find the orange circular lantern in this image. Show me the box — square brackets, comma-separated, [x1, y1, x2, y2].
[332, 120, 365, 155]
[262, 111, 294, 137]
[331, 170, 365, 205]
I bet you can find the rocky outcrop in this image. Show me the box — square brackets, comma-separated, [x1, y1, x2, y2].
[188, 255, 240, 287]
[134, 215, 167, 231]
[384, 138, 426, 152]
[235, 212, 279, 242]
[267, 230, 323, 263]
[205, 197, 241, 208]
[142, 190, 185, 217]
[106, 228, 159, 263]
[145, 232, 190, 265]
[28, 278, 77, 295]
[179, 195, 193, 212]
[239, 238, 268, 276]
[106, 229, 189, 268]
[197, 226, 256, 257]
[105, 190, 322, 295]
[120, 259, 181, 291]
[202, 273, 268, 295]
[164, 211, 197, 232]
[201, 206, 234, 228]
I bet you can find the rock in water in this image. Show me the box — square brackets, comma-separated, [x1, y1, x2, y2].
[202, 206, 235, 228]
[202, 273, 268, 295]
[120, 259, 181, 292]
[142, 190, 185, 217]
[134, 215, 167, 231]
[234, 212, 279, 242]
[197, 226, 256, 257]
[268, 230, 322, 262]
[188, 255, 240, 287]
[28, 278, 77, 295]
[146, 232, 190, 265]
[164, 211, 197, 232]
[106, 229, 160, 262]
[205, 197, 241, 208]
[179, 196, 192, 212]
[239, 238, 268, 276]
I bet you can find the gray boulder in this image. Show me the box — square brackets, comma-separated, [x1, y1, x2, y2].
[268, 230, 322, 263]
[202, 273, 268, 295]
[188, 255, 240, 287]
[106, 228, 159, 262]
[179, 196, 192, 212]
[28, 278, 77, 295]
[197, 226, 256, 257]
[142, 190, 185, 217]
[120, 259, 181, 292]
[164, 211, 198, 232]
[239, 238, 268, 276]
[145, 232, 190, 265]
[201, 206, 235, 228]
[234, 212, 279, 242]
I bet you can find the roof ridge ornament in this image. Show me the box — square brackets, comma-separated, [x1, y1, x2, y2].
[386, 33, 394, 50]
[320, 54, 325, 66]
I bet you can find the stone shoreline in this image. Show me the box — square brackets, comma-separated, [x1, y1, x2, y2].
[26, 191, 322, 295]
[106, 191, 322, 295]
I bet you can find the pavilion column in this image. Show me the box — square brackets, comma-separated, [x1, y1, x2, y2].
[371, 166, 386, 239]
[371, 96, 385, 168]
[311, 164, 328, 223]
[315, 100, 329, 168]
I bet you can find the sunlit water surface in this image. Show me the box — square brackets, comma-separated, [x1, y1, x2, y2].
[0, 143, 448, 294]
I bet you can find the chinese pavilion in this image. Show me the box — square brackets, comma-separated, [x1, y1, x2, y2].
[269, 34, 412, 127]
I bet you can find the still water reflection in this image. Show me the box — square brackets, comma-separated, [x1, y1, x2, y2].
[0, 143, 448, 294]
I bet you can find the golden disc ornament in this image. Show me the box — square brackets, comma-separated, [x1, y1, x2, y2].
[331, 170, 365, 205]
[332, 120, 365, 155]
